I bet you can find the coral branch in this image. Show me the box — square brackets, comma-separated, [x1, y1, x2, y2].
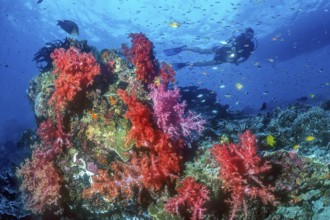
[210, 130, 275, 220]
[165, 177, 210, 220]
[122, 33, 158, 84]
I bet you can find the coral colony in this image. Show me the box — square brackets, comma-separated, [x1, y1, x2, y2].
[15, 33, 330, 219]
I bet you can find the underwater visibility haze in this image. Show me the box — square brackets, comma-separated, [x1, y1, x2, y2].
[0, 0, 330, 219]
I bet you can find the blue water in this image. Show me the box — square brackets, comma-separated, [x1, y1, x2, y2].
[0, 0, 329, 145]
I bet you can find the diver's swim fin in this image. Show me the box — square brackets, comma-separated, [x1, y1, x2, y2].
[163, 45, 187, 56]
[171, 62, 189, 70]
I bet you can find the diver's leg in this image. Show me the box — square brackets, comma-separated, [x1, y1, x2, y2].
[191, 60, 223, 67]
[183, 47, 213, 54]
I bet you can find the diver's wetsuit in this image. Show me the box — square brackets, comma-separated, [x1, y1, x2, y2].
[212, 33, 255, 63]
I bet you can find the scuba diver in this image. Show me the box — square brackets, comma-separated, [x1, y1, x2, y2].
[164, 27, 257, 69]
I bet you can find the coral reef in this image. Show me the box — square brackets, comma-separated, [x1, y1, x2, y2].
[10, 33, 330, 220]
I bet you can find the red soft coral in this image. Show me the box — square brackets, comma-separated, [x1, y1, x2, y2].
[16, 154, 62, 214]
[158, 62, 176, 86]
[210, 130, 275, 220]
[117, 88, 157, 148]
[35, 116, 71, 165]
[117, 89, 182, 190]
[123, 33, 158, 84]
[50, 47, 100, 110]
[130, 135, 182, 190]
[165, 177, 210, 220]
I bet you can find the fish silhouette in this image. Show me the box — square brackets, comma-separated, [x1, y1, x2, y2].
[57, 20, 79, 35]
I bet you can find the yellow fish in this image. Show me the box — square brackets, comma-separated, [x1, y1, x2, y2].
[293, 144, 300, 150]
[266, 135, 276, 147]
[305, 136, 315, 142]
[235, 83, 244, 90]
[154, 77, 161, 86]
[169, 22, 181, 28]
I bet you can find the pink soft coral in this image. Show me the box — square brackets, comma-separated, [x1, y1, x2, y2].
[50, 47, 100, 110]
[16, 154, 62, 214]
[150, 84, 205, 140]
[210, 130, 275, 220]
[165, 177, 210, 220]
[35, 116, 71, 165]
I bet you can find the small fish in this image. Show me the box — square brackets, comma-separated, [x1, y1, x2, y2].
[197, 94, 203, 98]
[309, 94, 315, 98]
[263, 91, 269, 95]
[36, 0, 43, 3]
[219, 84, 226, 89]
[224, 94, 231, 98]
[235, 83, 244, 90]
[268, 58, 274, 62]
[305, 136, 315, 142]
[266, 135, 276, 147]
[260, 102, 267, 111]
[169, 21, 181, 28]
[57, 20, 79, 35]
[297, 96, 308, 102]
[293, 144, 300, 150]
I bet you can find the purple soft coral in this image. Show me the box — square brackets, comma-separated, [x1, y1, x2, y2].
[150, 84, 205, 140]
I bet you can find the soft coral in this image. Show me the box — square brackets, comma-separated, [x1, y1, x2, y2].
[116, 89, 182, 190]
[122, 33, 158, 84]
[165, 177, 210, 220]
[150, 84, 205, 140]
[50, 46, 100, 110]
[210, 130, 275, 220]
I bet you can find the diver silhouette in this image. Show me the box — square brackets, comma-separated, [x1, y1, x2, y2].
[164, 28, 257, 69]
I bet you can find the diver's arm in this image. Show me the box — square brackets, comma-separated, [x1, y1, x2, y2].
[191, 60, 223, 67]
[182, 47, 213, 54]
